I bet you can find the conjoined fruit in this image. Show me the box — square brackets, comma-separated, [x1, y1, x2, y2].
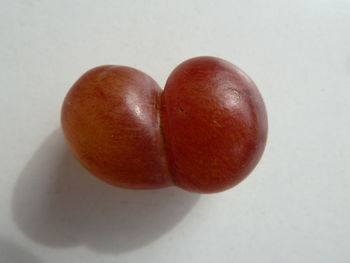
[61, 57, 268, 193]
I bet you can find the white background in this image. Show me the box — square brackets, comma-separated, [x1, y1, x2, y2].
[1, 0, 350, 262]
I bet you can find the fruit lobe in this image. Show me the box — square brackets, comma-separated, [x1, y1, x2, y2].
[61, 66, 171, 189]
[161, 57, 267, 193]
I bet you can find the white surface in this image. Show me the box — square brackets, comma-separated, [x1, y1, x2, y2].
[1, 0, 350, 262]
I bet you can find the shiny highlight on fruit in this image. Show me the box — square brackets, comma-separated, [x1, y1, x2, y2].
[61, 57, 267, 193]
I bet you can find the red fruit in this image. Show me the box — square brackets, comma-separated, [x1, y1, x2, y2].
[61, 66, 171, 189]
[61, 57, 267, 193]
[161, 57, 267, 193]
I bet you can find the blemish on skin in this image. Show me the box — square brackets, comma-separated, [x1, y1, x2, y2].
[97, 89, 107, 98]
[178, 106, 187, 115]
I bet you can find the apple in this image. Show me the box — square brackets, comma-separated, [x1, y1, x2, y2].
[61, 57, 267, 193]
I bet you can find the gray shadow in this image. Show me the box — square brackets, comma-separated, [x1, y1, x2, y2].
[12, 129, 200, 254]
[0, 237, 42, 263]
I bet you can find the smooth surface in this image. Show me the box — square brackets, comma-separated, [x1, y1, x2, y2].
[1, 0, 350, 262]
[62, 66, 171, 189]
[161, 57, 267, 193]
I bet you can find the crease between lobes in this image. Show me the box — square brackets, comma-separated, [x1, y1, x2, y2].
[61, 56, 267, 193]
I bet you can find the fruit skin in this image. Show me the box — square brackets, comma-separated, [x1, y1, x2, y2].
[161, 57, 267, 193]
[61, 57, 267, 193]
[61, 66, 171, 189]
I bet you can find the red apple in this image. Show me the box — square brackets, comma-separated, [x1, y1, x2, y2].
[61, 57, 267, 193]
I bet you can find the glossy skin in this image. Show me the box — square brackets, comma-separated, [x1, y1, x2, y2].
[161, 57, 267, 193]
[61, 66, 171, 189]
[61, 57, 267, 193]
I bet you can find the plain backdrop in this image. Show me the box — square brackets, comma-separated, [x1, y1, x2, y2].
[1, 0, 350, 262]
